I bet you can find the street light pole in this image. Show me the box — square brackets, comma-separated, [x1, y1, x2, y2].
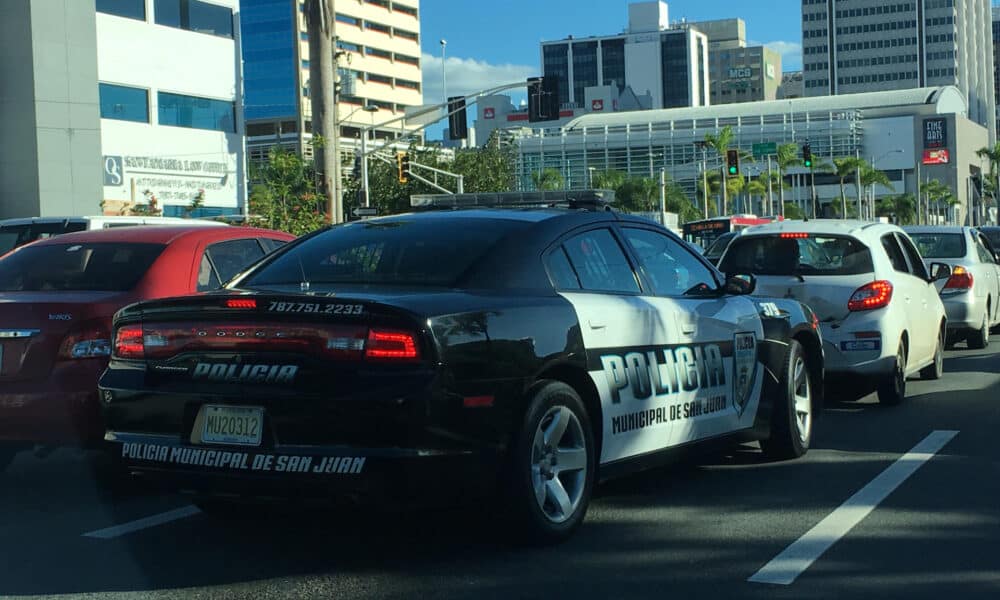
[440, 39, 447, 105]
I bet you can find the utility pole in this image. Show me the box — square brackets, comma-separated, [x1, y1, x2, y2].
[810, 168, 818, 219]
[658, 169, 667, 222]
[855, 148, 863, 219]
[305, 0, 342, 224]
[766, 154, 774, 217]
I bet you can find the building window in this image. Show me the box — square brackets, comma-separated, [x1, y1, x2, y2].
[335, 14, 359, 27]
[394, 28, 418, 42]
[392, 3, 417, 17]
[367, 73, 392, 85]
[97, 0, 146, 20]
[99, 83, 149, 123]
[365, 0, 389, 7]
[396, 78, 420, 91]
[337, 40, 361, 53]
[395, 53, 419, 66]
[158, 92, 235, 132]
[365, 47, 392, 60]
[365, 21, 391, 35]
[154, 0, 233, 39]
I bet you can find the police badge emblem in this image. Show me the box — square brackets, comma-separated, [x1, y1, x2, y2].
[732, 333, 757, 416]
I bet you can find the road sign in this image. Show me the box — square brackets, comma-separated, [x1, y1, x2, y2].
[353, 206, 379, 217]
[752, 142, 777, 158]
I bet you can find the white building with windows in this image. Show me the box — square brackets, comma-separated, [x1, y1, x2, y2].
[0, 0, 244, 220]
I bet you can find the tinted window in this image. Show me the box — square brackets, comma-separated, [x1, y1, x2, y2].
[0, 222, 87, 254]
[704, 232, 736, 260]
[881, 234, 909, 273]
[206, 239, 266, 284]
[975, 235, 995, 264]
[909, 233, 966, 259]
[562, 229, 640, 294]
[97, 0, 146, 20]
[158, 92, 235, 132]
[155, 0, 233, 38]
[897, 234, 928, 279]
[243, 218, 530, 287]
[99, 83, 149, 123]
[545, 247, 581, 290]
[622, 227, 715, 296]
[981, 228, 1000, 250]
[720, 235, 874, 276]
[0, 243, 164, 292]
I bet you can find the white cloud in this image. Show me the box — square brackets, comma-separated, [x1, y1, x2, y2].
[763, 41, 804, 71]
[421, 53, 536, 106]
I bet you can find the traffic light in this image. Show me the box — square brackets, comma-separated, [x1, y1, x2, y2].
[447, 96, 468, 140]
[802, 143, 813, 169]
[396, 152, 410, 184]
[726, 149, 739, 176]
[352, 155, 362, 179]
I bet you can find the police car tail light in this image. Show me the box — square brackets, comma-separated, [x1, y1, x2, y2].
[224, 298, 257, 309]
[113, 324, 145, 359]
[59, 326, 112, 360]
[943, 266, 974, 290]
[848, 280, 893, 312]
[365, 329, 419, 361]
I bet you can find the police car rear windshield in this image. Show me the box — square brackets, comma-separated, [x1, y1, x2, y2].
[908, 233, 966, 259]
[242, 217, 531, 287]
[719, 235, 874, 276]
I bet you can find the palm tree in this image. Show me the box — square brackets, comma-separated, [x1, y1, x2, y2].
[704, 126, 736, 215]
[860, 165, 893, 220]
[590, 169, 627, 191]
[876, 193, 916, 225]
[617, 176, 660, 212]
[976, 143, 1000, 206]
[531, 168, 564, 191]
[746, 177, 768, 215]
[832, 157, 866, 219]
[775, 143, 801, 216]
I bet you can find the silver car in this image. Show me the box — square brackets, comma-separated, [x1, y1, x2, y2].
[905, 226, 1000, 348]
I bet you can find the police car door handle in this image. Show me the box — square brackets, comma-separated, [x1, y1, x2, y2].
[588, 319, 606, 330]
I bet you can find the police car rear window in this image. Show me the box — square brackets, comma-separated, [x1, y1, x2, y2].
[243, 218, 531, 287]
[719, 235, 874, 276]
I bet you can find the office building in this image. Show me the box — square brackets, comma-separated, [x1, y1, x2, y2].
[242, 0, 423, 164]
[513, 86, 987, 224]
[0, 0, 246, 220]
[540, 1, 709, 112]
[688, 18, 782, 105]
[802, 0, 996, 141]
[778, 71, 805, 99]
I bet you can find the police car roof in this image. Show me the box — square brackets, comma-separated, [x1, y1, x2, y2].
[368, 208, 618, 224]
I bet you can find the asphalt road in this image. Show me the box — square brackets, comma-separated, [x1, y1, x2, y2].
[1, 345, 998, 600]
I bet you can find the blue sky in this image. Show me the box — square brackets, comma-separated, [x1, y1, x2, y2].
[417, 0, 804, 119]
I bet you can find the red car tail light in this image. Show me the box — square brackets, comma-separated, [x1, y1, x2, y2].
[848, 281, 893, 312]
[58, 327, 112, 360]
[943, 266, 974, 290]
[365, 329, 419, 361]
[113, 324, 145, 359]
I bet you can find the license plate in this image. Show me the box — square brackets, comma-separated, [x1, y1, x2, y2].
[841, 340, 881, 352]
[200, 405, 264, 446]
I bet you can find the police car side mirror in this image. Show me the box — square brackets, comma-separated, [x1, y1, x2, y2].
[724, 274, 756, 295]
[929, 262, 951, 282]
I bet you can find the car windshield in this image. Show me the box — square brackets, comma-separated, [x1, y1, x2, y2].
[0, 242, 164, 292]
[719, 234, 874, 276]
[242, 218, 530, 287]
[0, 222, 87, 254]
[908, 233, 966, 259]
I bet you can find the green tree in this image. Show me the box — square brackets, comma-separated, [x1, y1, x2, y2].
[876, 193, 917, 225]
[860, 164, 893, 219]
[591, 169, 628, 191]
[531, 168, 565, 191]
[342, 143, 452, 217]
[248, 147, 326, 235]
[704, 126, 736, 214]
[783, 202, 805, 220]
[745, 177, 767, 215]
[775, 143, 801, 214]
[976, 142, 1000, 208]
[832, 157, 867, 218]
[451, 131, 516, 193]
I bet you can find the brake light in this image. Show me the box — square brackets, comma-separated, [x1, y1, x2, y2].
[113, 324, 145, 359]
[58, 327, 112, 360]
[365, 329, 419, 361]
[225, 298, 257, 309]
[780, 232, 809, 239]
[943, 266, 974, 290]
[848, 281, 893, 312]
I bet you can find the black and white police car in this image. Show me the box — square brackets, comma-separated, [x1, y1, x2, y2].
[99, 192, 824, 544]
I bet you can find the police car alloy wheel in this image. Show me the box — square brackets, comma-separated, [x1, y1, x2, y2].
[761, 340, 812, 460]
[507, 381, 595, 545]
[877, 342, 907, 406]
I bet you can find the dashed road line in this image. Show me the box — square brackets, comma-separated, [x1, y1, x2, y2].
[748, 429, 959, 586]
[82, 505, 202, 539]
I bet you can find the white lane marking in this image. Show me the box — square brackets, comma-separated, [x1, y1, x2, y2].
[748, 430, 959, 586]
[82, 505, 202, 539]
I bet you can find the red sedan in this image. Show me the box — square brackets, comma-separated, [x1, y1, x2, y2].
[0, 225, 295, 468]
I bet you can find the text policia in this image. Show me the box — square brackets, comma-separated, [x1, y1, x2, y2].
[120, 443, 365, 475]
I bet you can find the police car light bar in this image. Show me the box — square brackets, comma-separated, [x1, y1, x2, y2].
[410, 190, 616, 211]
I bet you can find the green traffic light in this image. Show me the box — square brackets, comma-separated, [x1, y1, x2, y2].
[804, 160, 812, 168]
[728, 167, 737, 175]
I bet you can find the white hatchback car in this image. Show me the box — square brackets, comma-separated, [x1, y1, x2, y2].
[718, 220, 950, 405]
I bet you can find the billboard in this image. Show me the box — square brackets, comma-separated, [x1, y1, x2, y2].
[923, 118, 948, 149]
[922, 149, 950, 165]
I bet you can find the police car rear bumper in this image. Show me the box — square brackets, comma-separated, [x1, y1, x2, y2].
[106, 432, 501, 507]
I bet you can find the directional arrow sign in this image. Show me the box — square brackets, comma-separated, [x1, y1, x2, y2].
[353, 206, 379, 217]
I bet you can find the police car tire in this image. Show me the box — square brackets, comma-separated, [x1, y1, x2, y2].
[761, 340, 811, 460]
[505, 381, 595, 546]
